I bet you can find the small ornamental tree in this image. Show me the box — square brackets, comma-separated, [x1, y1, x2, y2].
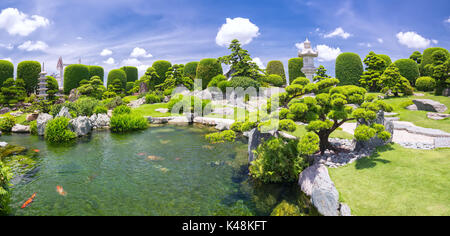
[108, 79, 125, 95]
[184, 61, 198, 80]
[46, 76, 59, 101]
[410, 51, 422, 64]
[152, 60, 172, 85]
[120, 66, 138, 83]
[379, 64, 413, 97]
[424, 49, 450, 95]
[218, 39, 262, 79]
[107, 69, 127, 91]
[64, 64, 90, 94]
[196, 58, 223, 89]
[288, 58, 305, 84]
[335, 52, 363, 85]
[78, 76, 106, 99]
[17, 61, 41, 94]
[157, 64, 193, 91]
[88, 65, 104, 82]
[0, 78, 26, 107]
[420, 47, 449, 76]
[266, 60, 286, 82]
[313, 65, 331, 82]
[393, 59, 420, 85]
[0, 60, 14, 88]
[377, 54, 392, 69]
[359, 51, 386, 92]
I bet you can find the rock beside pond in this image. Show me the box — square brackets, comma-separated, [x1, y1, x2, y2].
[26, 113, 39, 122]
[70, 116, 92, 136]
[413, 99, 447, 113]
[0, 141, 7, 147]
[89, 114, 110, 129]
[427, 112, 450, 120]
[247, 128, 275, 164]
[0, 107, 11, 114]
[12, 124, 30, 133]
[37, 113, 53, 136]
[56, 106, 72, 119]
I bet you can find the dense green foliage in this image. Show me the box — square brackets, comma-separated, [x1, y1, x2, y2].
[0, 115, 15, 132]
[205, 130, 236, 144]
[44, 117, 76, 143]
[218, 39, 261, 79]
[266, 60, 286, 82]
[0, 159, 12, 215]
[93, 105, 108, 114]
[157, 64, 193, 91]
[393, 59, 420, 85]
[145, 92, 163, 104]
[0, 78, 26, 106]
[0, 60, 13, 87]
[262, 74, 285, 87]
[64, 64, 90, 94]
[46, 76, 59, 101]
[75, 97, 99, 116]
[120, 66, 138, 83]
[112, 105, 131, 116]
[270, 200, 303, 216]
[360, 52, 387, 91]
[208, 74, 227, 88]
[78, 76, 107, 99]
[415, 76, 436, 91]
[313, 65, 331, 82]
[377, 54, 392, 69]
[110, 114, 147, 133]
[410, 51, 422, 64]
[88, 66, 104, 82]
[335, 53, 363, 85]
[420, 47, 449, 76]
[379, 64, 413, 97]
[168, 94, 211, 115]
[183, 61, 198, 80]
[196, 58, 223, 89]
[152, 60, 172, 84]
[288, 58, 305, 84]
[229, 76, 261, 90]
[17, 61, 41, 94]
[107, 69, 127, 91]
[424, 49, 450, 95]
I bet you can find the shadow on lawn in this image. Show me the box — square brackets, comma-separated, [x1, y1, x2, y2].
[354, 144, 394, 170]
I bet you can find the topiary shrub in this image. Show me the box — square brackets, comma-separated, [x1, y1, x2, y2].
[107, 69, 127, 91]
[205, 130, 236, 144]
[207, 74, 227, 88]
[263, 74, 285, 87]
[44, 117, 76, 143]
[17, 61, 41, 94]
[184, 61, 198, 80]
[120, 66, 138, 83]
[112, 105, 131, 116]
[145, 93, 162, 104]
[0, 60, 13, 88]
[0, 78, 26, 107]
[110, 114, 147, 133]
[88, 66, 104, 82]
[393, 59, 420, 85]
[266, 60, 286, 82]
[229, 76, 260, 90]
[0, 115, 15, 132]
[64, 64, 89, 94]
[377, 54, 392, 68]
[152, 60, 172, 85]
[335, 52, 363, 85]
[415, 76, 436, 91]
[288, 58, 305, 84]
[46, 76, 59, 101]
[217, 80, 230, 93]
[420, 47, 449, 76]
[196, 58, 223, 89]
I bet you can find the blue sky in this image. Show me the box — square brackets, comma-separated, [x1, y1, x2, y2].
[0, 0, 449, 79]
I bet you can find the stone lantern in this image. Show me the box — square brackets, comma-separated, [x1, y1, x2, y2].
[37, 63, 48, 100]
[298, 38, 318, 82]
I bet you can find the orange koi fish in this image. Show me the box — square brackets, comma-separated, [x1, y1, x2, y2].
[137, 152, 146, 156]
[56, 185, 67, 196]
[33, 149, 40, 153]
[21, 193, 36, 209]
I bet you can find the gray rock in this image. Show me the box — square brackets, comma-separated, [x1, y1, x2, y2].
[339, 203, 352, 216]
[69, 116, 92, 136]
[11, 124, 30, 133]
[0, 141, 7, 147]
[139, 82, 149, 94]
[10, 111, 24, 117]
[56, 106, 72, 119]
[68, 88, 80, 102]
[247, 128, 275, 164]
[90, 114, 110, 129]
[354, 111, 393, 151]
[0, 107, 11, 114]
[442, 88, 450, 97]
[406, 104, 418, 111]
[211, 107, 235, 116]
[393, 122, 450, 137]
[384, 112, 398, 117]
[128, 97, 146, 108]
[155, 108, 169, 114]
[215, 122, 230, 131]
[413, 99, 447, 113]
[435, 138, 450, 148]
[36, 113, 53, 136]
[427, 112, 450, 120]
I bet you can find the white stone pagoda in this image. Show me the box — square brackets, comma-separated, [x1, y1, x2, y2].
[298, 38, 318, 82]
[37, 63, 48, 100]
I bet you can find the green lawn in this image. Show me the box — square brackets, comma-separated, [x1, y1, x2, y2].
[287, 124, 354, 140]
[131, 103, 181, 117]
[329, 144, 450, 216]
[0, 112, 28, 124]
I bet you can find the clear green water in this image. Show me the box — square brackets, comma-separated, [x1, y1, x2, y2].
[1, 125, 310, 216]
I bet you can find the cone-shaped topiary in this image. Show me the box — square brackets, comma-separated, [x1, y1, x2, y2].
[17, 61, 41, 94]
[335, 53, 363, 86]
[0, 60, 13, 88]
[63, 64, 89, 94]
[288, 58, 305, 84]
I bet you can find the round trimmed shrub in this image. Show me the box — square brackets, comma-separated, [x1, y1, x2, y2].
[420, 47, 449, 76]
[120, 66, 138, 83]
[145, 93, 162, 104]
[264, 74, 285, 87]
[63, 64, 89, 94]
[335, 52, 363, 85]
[377, 54, 392, 68]
[184, 61, 198, 80]
[196, 58, 223, 89]
[217, 80, 230, 93]
[229, 76, 260, 90]
[393, 59, 419, 85]
[88, 66, 104, 82]
[17, 61, 41, 94]
[107, 69, 127, 91]
[0, 60, 14, 87]
[415, 76, 436, 92]
[288, 58, 305, 84]
[152, 60, 172, 84]
[208, 74, 227, 88]
[266, 60, 286, 82]
[44, 117, 76, 143]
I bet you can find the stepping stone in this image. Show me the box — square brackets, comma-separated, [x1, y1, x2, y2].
[406, 104, 418, 111]
[155, 108, 169, 114]
[435, 138, 450, 148]
[413, 99, 447, 113]
[427, 112, 450, 120]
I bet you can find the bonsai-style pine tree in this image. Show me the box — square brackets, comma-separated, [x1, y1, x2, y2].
[108, 79, 124, 95]
[0, 78, 26, 107]
[218, 39, 262, 79]
[379, 64, 413, 97]
[157, 64, 194, 91]
[410, 51, 423, 64]
[424, 50, 450, 95]
[360, 52, 386, 92]
[313, 65, 331, 82]
[78, 76, 107, 99]
[46, 76, 60, 101]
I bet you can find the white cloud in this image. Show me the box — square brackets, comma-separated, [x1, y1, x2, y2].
[103, 57, 115, 65]
[130, 47, 152, 58]
[18, 41, 48, 51]
[324, 27, 351, 39]
[76, 36, 83, 40]
[100, 49, 112, 56]
[0, 8, 49, 36]
[121, 58, 149, 74]
[445, 17, 450, 23]
[295, 42, 305, 51]
[358, 42, 372, 47]
[0, 43, 13, 50]
[216, 17, 260, 47]
[396, 31, 430, 49]
[377, 38, 384, 43]
[252, 57, 265, 69]
[316, 44, 342, 62]
[432, 39, 438, 44]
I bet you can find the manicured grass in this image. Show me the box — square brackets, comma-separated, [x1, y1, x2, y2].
[0, 112, 28, 124]
[329, 144, 450, 216]
[287, 124, 354, 140]
[131, 103, 181, 117]
[124, 95, 138, 102]
[380, 92, 450, 133]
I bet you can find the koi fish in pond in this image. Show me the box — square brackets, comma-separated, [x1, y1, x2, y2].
[137, 152, 146, 156]
[56, 185, 67, 196]
[147, 155, 164, 161]
[21, 192, 36, 209]
[33, 149, 40, 153]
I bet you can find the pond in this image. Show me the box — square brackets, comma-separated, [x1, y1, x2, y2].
[1, 125, 312, 216]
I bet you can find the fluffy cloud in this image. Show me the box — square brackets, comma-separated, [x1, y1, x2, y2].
[100, 49, 112, 56]
[324, 27, 351, 39]
[396, 31, 430, 49]
[103, 57, 115, 65]
[316, 45, 342, 62]
[130, 47, 152, 58]
[216, 17, 260, 47]
[0, 8, 49, 36]
[18, 41, 48, 51]
[252, 57, 265, 69]
[377, 38, 384, 43]
[446, 17, 450, 23]
[295, 42, 305, 51]
[0, 43, 13, 50]
[358, 42, 372, 47]
[121, 58, 149, 74]
[432, 39, 438, 44]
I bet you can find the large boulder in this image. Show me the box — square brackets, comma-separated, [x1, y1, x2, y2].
[69, 116, 92, 136]
[247, 128, 275, 164]
[36, 113, 53, 136]
[427, 112, 450, 120]
[354, 111, 393, 151]
[56, 106, 72, 119]
[89, 113, 110, 129]
[413, 99, 447, 113]
[68, 88, 80, 102]
[12, 124, 30, 133]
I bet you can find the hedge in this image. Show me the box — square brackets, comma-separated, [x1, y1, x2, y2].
[63, 64, 90, 94]
[88, 66, 104, 82]
[152, 60, 172, 85]
[120, 66, 138, 82]
[335, 52, 363, 85]
[266, 60, 286, 83]
[393, 59, 420, 85]
[0, 60, 13, 87]
[17, 61, 41, 94]
[420, 47, 449, 76]
[107, 69, 127, 90]
[288, 58, 305, 84]
[184, 61, 198, 80]
[196, 58, 223, 89]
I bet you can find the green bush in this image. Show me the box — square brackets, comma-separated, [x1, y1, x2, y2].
[270, 200, 302, 216]
[279, 119, 297, 132]
[230, 122, 243, 132]
[0, 60, 13, 88]
[30, 120, 37, 135]
[110, 114, 147, 133]
[196, 58, 223, 89]
[17, 61, 41, 94]
[207, 74, 227, 88]
[145, 93, 162, 104]
[0, 115, 15, 132]
[229, 76, 260, 90]
[46, 76, 59, 101]
[184, 61, 198, 80]
[167, 94, 211, 115]
[420, 47, 449, 76]
[0, 160, 12, 215]
[217, 80, 231, 93]
[44, 117, 76, 143]
[263, 74, 285, 87]
[113, 105, 131, 115]
[64, 64, 90, 94]
[266, 60, 286, 82]
[335, 53, 363, 85]
[50, 102, 79, 117]
[393, 59, 420, 85]
[241, 121, 257, 132]
[120, 66, 138, 83]
[288, 58, 305, 84]
[0, 78, 26, 107]
[415, 76, 436, 91]
[74, 97, 99, 116]
[107, 69, 127, 91]
[205, 130, 236, 144]
[152, 60, 172, 85]
[88, 66, 104, 82]
[377, 54, 392, 68]
[102, 96, 125, 110]
[93, 105, 108, 114]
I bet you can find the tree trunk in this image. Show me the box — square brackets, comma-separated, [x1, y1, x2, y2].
[318, 131, 333, 155]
